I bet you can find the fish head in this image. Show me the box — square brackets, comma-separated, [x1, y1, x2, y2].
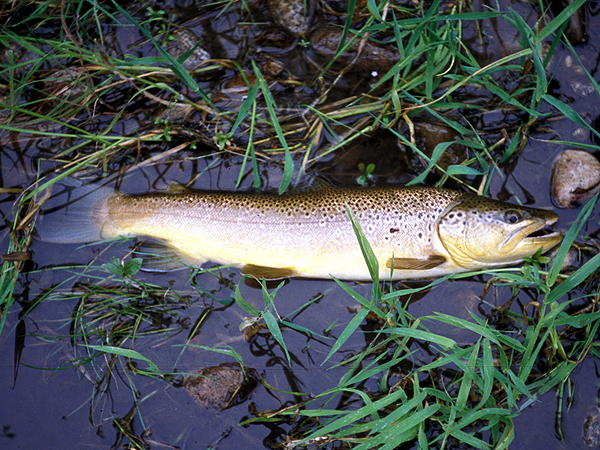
[437, 194, 563, 269]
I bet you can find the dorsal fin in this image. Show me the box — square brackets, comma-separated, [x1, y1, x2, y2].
[165, 181, 191, 194]
[292, 177, 333, 193]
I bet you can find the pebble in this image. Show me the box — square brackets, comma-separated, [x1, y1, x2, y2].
[583, 408, 600, 446]
[181, 362, 258, 410]
[310, 26, 400, 75]
[41, 67, 92, 104]
[550, 149, 600, 208]
[268, 0, 313, 36]
[166, 28, 211, 70]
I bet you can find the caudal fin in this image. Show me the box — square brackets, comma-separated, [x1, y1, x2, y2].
[36, 177, 116, 244]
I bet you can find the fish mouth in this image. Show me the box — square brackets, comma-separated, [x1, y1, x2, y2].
[504, 214, 563, 252]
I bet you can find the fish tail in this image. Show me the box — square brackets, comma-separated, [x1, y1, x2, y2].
[37, 177, 118, 244]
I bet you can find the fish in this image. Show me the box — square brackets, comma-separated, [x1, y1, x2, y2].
[37, 178, 563, 281]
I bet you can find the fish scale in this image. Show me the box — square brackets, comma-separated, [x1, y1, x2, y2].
[38, 179, 563, 281]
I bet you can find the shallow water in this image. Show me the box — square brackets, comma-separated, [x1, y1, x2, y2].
[1, 0, 600, 449]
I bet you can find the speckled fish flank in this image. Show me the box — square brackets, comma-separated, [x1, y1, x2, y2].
[39, 180, 563, 280]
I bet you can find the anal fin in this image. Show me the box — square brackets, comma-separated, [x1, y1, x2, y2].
[386, 255, 446, 270]
[241, 264, 296, 280]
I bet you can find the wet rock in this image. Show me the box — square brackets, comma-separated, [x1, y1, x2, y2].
[550, 149, 600, 208]
[547, 244, 579, 272]
[554, 0, 588, 44]
[583, 408, 600, 446]
[0, 41, 26, 66]
[166, 28, 211, 71]
[255, 28, 297, 53]
[41, 67, 93, 105]
[181, 362, 258, 410]
[0, 85, 11, 117]
[258, 54, 285, 77]
[268, 0, 313, 36]
[413, 121, 467, 174]
[213, 72, 256, 103]
[153, 102, 195, 123]
[0, 40, 37, 75]
[310, 26, 400, 75]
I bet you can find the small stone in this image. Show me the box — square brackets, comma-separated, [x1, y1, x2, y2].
[268, 0, 313, 36]
[181, 362, 258, 410]
[167, 28, 211, 70]
[310, 27, 400, 75]
[41, 67, 92, 104]
[551, 149, 600, 208]
[255, 29, 297, 53]
[583, 408, 600, 446]
[259, 54, 285, 77]
[153, 102, 194, 123]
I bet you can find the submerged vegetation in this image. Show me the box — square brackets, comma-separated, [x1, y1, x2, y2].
[1, 0, 600, 448]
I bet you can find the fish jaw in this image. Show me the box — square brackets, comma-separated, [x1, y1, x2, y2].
[438, 194, 563, 270]
[501, 211, 563, 257]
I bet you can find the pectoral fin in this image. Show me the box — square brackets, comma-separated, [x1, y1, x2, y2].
[241, 264, 297, 279]
[137, 240, 206, 272]
[386, 255, 446, 270]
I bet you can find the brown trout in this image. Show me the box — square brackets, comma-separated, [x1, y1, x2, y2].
[38, 179, 563, 280]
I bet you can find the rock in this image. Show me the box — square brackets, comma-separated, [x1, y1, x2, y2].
[41, 67, 93, 105]
[153, 102, 195, 123]
[181, 362, 258, 410]
[550, 149, 600, 208]
[258, 54, 285, 77]
[166, 28, 211, 71]
[310, 26, 400, 75]
[255, 28, 297, 53]
[583, 408, 600, 446]
[268, 0, 313, 36]
[413, 121, 467, 175]
[547, 245, 579, 272]
[554, 0, 588, 45]
[0, 40, 36, 74]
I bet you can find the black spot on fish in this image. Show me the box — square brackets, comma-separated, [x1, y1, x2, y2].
[390, 227, 400, 234]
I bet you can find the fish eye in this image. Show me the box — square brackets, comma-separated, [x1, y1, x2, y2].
[503, 210, 522, 224]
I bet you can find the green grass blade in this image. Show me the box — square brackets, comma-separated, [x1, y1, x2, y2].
[234, 279, 261, 316]
[344, 202, 380, 285]
[386, 327, 456, 349]
[547, 191, 599, 286]
[322, 306, 369, 365]
[537, 0, 587, 41]
[547, 253, 600, 304]
[543, 94, 600, 140]
[251, 60, 294, 194]
[263, 311, 291, 365]
[85, 344, 161, 374]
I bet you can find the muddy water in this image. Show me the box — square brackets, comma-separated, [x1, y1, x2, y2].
[1, 0, 600, 449]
